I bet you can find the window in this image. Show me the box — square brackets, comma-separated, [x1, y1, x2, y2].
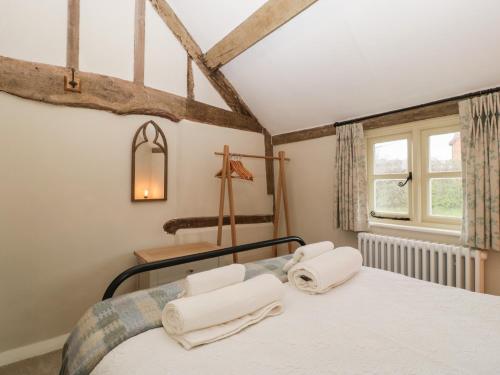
[372, 136, 412, 217]
[367, 116, 462, 228]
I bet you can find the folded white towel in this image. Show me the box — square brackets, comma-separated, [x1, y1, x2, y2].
[169, 302, 283, 350]
[288, 246, 362, 294]
[183, 263, 246, 297]
[283, 241, 334, 272]
[162, 274, 284, 349]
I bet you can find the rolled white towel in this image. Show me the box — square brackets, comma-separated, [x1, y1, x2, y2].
[283, 241, 334, 272]
[162, 274, 284, 349]
[183, 263, 245, 297]
[288, 246, 362, 294]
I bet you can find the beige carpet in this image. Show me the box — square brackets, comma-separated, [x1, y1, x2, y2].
[0, 350, 61, 375]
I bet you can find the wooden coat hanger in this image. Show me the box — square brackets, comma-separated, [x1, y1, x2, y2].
[231, 159, 254, 181]
[215, 158, 254, 181]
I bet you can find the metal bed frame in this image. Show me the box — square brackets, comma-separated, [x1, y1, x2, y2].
[102, 236, 306, 300]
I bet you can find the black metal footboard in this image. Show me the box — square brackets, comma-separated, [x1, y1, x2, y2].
[102, 236, 306, 300]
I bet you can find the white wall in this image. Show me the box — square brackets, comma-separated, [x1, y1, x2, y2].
[275, 135, 500, 296]
[0, 0, 67, 66]
[0, 93, 272, 353]
[144, 0, 187, 96]
[0, 0, 272, 359]
[80, 0, 135, 80]
[0, 0, 274, 357]
[273, 136, 358, 251]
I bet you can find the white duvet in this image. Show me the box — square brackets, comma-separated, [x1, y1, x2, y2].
[92, 267, 500, 375]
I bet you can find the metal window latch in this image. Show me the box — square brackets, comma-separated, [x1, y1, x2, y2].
[370, 211, 410, 221]
[398, 172, 412, 187]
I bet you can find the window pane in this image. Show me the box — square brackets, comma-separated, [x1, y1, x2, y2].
[374, 179, 409, 214]
[430, 178, 462, 218]
[429, 132, 461, 172]
[374, 139, 408, 174]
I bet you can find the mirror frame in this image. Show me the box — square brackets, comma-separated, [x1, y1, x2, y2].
[131, 120, 168, 202]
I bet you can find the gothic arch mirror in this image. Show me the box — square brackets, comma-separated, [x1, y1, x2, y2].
[131, 120, 168, 202]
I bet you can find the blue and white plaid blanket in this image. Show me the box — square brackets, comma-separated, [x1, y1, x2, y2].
[60, 255, 291, 375]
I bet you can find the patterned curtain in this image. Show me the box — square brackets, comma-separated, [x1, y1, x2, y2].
[459, 93, 500, 251]
[334, 123, 368, 231]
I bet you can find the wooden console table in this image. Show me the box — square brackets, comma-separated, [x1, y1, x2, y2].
[134, 242, 222, 288]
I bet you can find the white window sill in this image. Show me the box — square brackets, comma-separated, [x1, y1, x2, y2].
[368, 221, 461, 237]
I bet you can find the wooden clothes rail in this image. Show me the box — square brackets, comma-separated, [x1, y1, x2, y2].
[214, 151, 290, 161]
[215, 145, 292, 262]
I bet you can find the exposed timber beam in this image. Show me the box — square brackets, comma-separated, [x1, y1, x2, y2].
[148, 0, 277, 195]
[148, 0, 259, 120]
[203, 0, 318, 70]
[272, 101, 460, 145]
[186, 55, 194, 100]
[264, 129, 275, 195]
[164, 215, 274, 234]
[134, 0, 146, 84]
[66, 0, 80, 69]
[272, 124, 336, 145]
[0, 56, 261, 132]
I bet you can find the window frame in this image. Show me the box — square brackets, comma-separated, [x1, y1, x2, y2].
[421, 126, 462, 225]
[365, 115, 461, 230]
[367, 132, 413, 219]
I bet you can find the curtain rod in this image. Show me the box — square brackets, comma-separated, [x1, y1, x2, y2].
[334, 85, 500, 127]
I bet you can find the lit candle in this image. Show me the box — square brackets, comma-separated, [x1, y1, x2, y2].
[144, 189, 149, 199]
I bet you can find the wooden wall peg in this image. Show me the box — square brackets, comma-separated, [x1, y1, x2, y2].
[64, 68, 81, 93]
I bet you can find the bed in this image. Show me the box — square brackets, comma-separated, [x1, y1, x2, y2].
[62, 237, 500, 375]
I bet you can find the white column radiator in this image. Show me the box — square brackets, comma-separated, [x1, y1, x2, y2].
[358, 233, 488, 293]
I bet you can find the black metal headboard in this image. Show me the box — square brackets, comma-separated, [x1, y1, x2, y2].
[102, 236, 306, 300]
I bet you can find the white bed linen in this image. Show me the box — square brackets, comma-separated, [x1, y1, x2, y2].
[92, 267, 500, 375]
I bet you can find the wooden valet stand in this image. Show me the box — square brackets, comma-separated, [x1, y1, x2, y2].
[215, 145, 292, 263]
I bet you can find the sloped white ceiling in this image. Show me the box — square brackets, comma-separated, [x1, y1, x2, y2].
[169, 0, 500, 135]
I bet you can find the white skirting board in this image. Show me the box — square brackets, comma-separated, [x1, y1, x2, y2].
[0, 333, 68, 367]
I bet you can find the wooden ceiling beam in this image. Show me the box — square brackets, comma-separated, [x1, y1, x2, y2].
[203, 0, 318, 70]
[149, 0, 260, 121]
[148, 0, 277, 195]
[272, 101, 460, 145]
[0, 55, 261, 132]
[66, 0, 80, 69]
[133, 0, 146, 84]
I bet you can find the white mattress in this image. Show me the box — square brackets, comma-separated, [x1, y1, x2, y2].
[92, 267, 500, 375]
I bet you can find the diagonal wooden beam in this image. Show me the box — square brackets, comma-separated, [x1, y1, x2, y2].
[149, 0, 259, 120]
[148, 0, 278, 195]
[203, 0, 318, 70]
